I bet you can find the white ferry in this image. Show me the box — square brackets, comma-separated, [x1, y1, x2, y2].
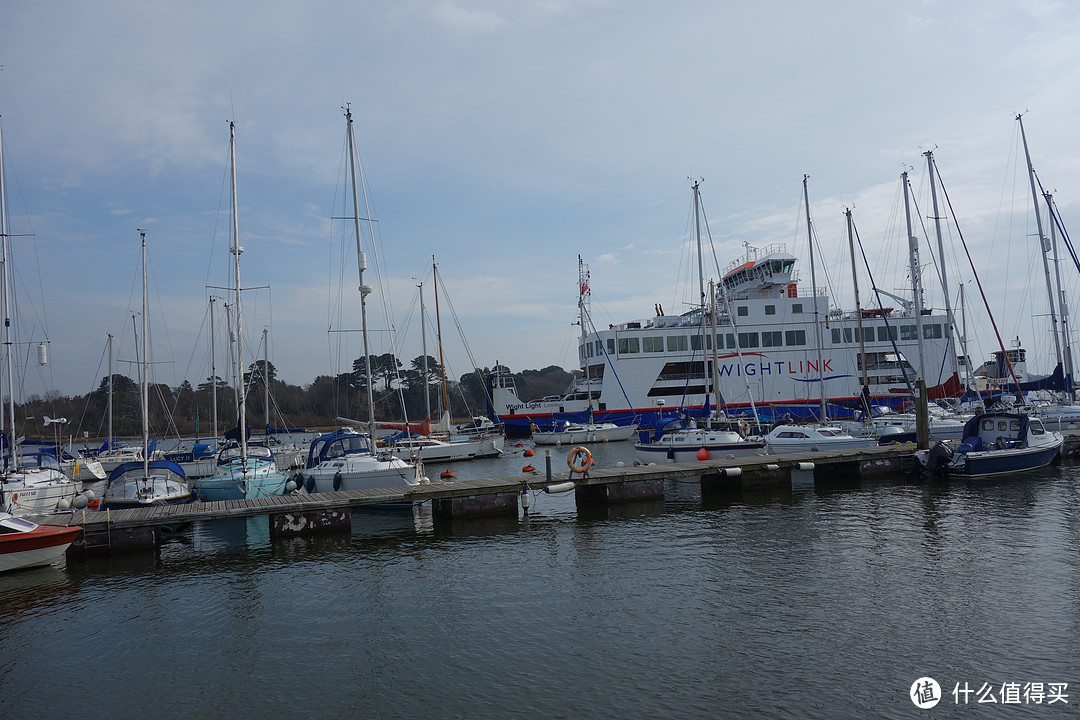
[491, 244, 960, 436]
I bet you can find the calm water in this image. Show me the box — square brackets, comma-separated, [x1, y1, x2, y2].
[2, 442, 1079, 719]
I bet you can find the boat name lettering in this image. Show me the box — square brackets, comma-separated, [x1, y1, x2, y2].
[716, 359, 834, 378]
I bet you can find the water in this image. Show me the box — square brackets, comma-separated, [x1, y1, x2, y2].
[3, 441, 1079, 718]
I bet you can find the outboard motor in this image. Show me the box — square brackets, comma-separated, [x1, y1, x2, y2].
[924, 440, 954, 477]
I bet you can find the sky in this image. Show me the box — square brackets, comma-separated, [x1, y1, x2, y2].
[3, 0, 1080, 405]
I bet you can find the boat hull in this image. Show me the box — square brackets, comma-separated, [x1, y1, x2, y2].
[0, 524, 82, 573]
[533, 424, 638, 446]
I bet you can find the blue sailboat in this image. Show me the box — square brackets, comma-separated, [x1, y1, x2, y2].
[190, 122, 295, 502]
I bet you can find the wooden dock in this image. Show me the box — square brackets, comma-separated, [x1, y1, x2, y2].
[42, 443, 915, 555]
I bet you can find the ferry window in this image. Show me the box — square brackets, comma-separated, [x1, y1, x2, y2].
[843, 328, 852, 343]
[607, 339, 615, 354]
[877, 326, 897, 341]
[786, 329, 806, 346]
[924, 324, 943, 339]
[855, 327, 867, 343]
[726, 333, 736, 349]
[765, 305, 776, 315]
[667, 335, 688, 352]
[642, 336, 664, 352]
[831, 328, 841, 344]
[738, 332, 759, 348]
[762, 331, 782, 347]
[737, 306, 748, 316]
[792, 303, 803, 313]
[618, 337, 640, 354]
[900, 325, 914, 341]
[691, 335, 702, 350]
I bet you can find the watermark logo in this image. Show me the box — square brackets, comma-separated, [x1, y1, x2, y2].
[911, 677, 942, 709]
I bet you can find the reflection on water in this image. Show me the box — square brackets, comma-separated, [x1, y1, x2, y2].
[1, 443, 1079, 719]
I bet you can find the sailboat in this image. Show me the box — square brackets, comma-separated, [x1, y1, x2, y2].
[633, 182, 766, 462]
[303, 106, 428, 494]
[755, 176, 876, 453]
[100, 231, 191, 509]
[0, 111, 90, 516]
[190, 122, 295, 502]
[389, 259, 505, 460]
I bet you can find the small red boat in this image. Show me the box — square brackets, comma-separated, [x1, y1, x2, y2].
[0, 512, 82, 573]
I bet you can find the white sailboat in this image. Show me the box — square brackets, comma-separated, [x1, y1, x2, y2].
[303, 106, 428, 494]
[390, 259, 504, 461]
[101, 232, 191, 510]
[191, 122, 295, 501]
[0, 110, 89, 516]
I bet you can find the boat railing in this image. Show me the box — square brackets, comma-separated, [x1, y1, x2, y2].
[721, 242, 788, 276]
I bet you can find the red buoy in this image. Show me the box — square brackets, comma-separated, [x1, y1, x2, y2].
[696, 447, 710, 461]
[523, 448, 535, 458]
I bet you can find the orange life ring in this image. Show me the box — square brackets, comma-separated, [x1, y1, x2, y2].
[566, 446, 593, 474]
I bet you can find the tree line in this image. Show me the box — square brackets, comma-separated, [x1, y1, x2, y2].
[14, 357, 576, 442]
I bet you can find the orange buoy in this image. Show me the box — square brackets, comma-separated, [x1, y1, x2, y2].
[440, 470, 455, 480]
[522, 465, 536, 473]
[523, 448, 535, 458]
[696, 447, 710, 461]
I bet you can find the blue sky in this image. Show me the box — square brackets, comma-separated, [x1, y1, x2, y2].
[2, 0, 1080, 402]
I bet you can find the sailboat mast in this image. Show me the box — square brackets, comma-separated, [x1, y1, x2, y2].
[902, 172, 928, 379]
[344, 106, 377, 443]
[262, 328, 270, 432]
[228, 121, 248, 461]
[1045, 192, 1074, 395]
[107, 333, 114, 451]
[803, 176, 827, 422]
[0, 113, 15, 465]
[433, 259, 451, 419]
[578, 254, 592, 410]
[845, 208, 869, 393]
[692, 181, 711, 419]
[418, 280, 431, 421]
[924, 150, 960, 380]
[1018, 114, 1066, 393]
[209, 298, 218, 439]
[139, 230, 150, 476]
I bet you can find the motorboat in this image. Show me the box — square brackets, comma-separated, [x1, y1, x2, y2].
[0, 512, 82, 573]
[531, 419, 637, 446]
[916, 411, 1063, 479]
[760, 424, 878, 453]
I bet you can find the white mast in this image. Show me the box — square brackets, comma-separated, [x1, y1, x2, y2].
[803, 175, 827, 422]
[578, 254, 593, 411]
[1018, 114, 1066, 394]
[209, 298, 218, 439]
[1045, 192, 1074, 395]
[845, 208, 870, 398]
[418, 279, 431, 421]
[262, 327, 270, 433]
[902, 171, 927, 379]
[0, 112, 15, 468]
[228, 120, 248, 462]
[924, 150, 960, 380]
[138, 230, 150, 478]
[344, 106, 377, 443]
[107, 333, 114, 451]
